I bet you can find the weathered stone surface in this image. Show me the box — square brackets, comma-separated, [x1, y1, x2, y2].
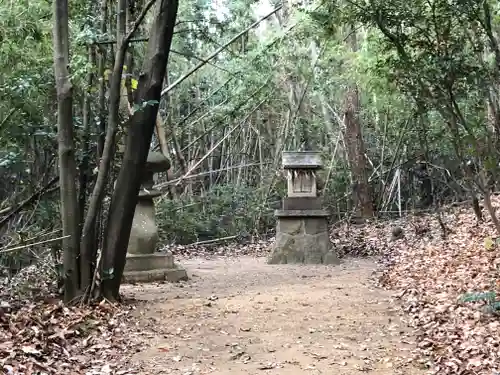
[124, 253, 175, 272]
[146, 151, 171, 173]
[303, 232, 329, 263]
[283, 197, 323, 210]
[304, 218, 328, 235]
[268, 233, 305, 264]
[323, 251, 340, 265]
[277, 218, 303, 235]
[141, 152, 170, 190]
[122, 268, 188, 283]
[282, 151, 322, 169]
[268, 218, 339, 265]
[275, 209, 329, 218]
[128, 199, 158, 255]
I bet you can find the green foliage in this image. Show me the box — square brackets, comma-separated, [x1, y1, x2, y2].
[0, 197, 60, 277]
[3, 0, 499, 276]
[460, 291, 496, 303]
[322, 167, 352, 213]
[460, 291, 500, 314]
[157, 184, 274, 244]
[0, 0, 60, 201]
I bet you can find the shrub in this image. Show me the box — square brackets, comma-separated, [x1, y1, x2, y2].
[156, 184, 275, 244]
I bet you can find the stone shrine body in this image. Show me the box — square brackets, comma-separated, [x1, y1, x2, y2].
[268, 151, 339, 265]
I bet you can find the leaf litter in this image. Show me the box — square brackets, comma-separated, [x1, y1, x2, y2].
[0, 264, 159, 374]
[168, 196, 500, 374]
[0, 292, 148, 374]
[2, 197, 500, 374]
[374, 198, 500, 374]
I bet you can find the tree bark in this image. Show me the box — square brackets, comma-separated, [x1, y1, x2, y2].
[94, 0, 109, 285]
[81, 0, 157, 295]
[343, 25, 374, 218]
[53, 0, 81, 302]
[101, 0, 179, 300]
[79, 46, 97, 293]
[97, 0, 108, 158]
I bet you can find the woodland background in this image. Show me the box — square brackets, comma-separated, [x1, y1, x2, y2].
[0, 0, 500, 298]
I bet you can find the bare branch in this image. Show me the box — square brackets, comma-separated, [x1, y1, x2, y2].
[155, 162, 271, 188]
[170, 49, 232, 73]
[0, 108, 16, 130]
[0, 177, 59, 231]
[0, 235, 70, 254]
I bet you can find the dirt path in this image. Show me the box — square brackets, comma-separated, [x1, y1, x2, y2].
[121, 256, 426, 375]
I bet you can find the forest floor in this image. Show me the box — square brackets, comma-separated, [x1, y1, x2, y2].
[120, 256, 424, 375]
[3, 198, 500, 374]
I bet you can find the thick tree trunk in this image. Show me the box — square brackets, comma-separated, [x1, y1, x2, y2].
[343, 25, 374, 218]
[53, 0, 81, 302]
[82, 0, 157, 296]
[101, 0, 179, 300]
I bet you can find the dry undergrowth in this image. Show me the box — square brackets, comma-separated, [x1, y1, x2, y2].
[377, 203, 500, 374]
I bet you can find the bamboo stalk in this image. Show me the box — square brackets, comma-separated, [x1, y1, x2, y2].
[0, 235, 70, 254]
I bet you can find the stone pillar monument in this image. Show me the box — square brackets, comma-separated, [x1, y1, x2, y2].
[268, 151, 339, 265]
[123, 152, 188, 283]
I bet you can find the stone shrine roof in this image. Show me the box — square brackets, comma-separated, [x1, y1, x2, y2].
[282, 151, 322, 169]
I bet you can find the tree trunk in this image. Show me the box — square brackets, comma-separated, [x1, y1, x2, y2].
[343, 25, 374, 218]
[80, 0, 129, 295]
[100, 0, 179, 300]
[53, 0, 81, 302]
[94, 0, 109, 288]
[79, 46, 97, 292]
[97, 0, 108, 158]
[81, 0, 157, 295]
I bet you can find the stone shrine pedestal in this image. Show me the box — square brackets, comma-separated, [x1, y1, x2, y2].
[268, 151, 339, 265]
[122, 152, 188, 283]
[269, 209, 339, 264]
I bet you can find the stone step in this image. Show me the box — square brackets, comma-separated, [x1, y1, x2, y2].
[122, 268, 188, 284]
[125, 253, 175, 272]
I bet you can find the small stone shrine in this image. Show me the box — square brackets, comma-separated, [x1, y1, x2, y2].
[268, 151, 339, 265]
[123, 151, 188, 283]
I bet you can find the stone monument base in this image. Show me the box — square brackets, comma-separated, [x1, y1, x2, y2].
[268, 210, 339, 265]
[122, 252, 188, 283]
